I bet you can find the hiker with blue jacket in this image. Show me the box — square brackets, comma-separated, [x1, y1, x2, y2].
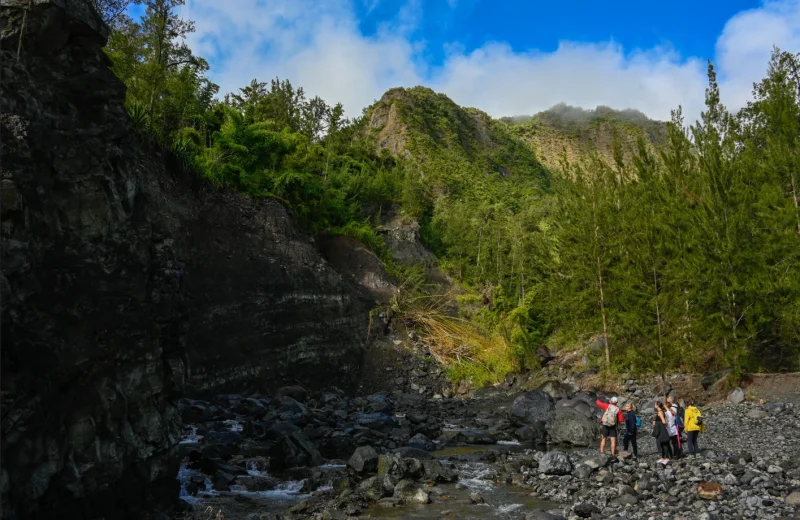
[623, 402, 639, 458]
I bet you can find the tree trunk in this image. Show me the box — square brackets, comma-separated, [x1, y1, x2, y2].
[654, 266, 666, 394]
[790, 171, 800, 235]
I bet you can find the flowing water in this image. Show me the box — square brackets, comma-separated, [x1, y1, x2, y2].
[176, 425, 560, 519]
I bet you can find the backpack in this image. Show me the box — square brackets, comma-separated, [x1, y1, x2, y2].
[674, 406, 685, 429]
[601, 404, 619, 427]
[635, 416, 642, 428]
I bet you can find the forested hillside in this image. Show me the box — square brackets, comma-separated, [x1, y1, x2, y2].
[103, 0, 800, 383]
[502, 104, 668, 169]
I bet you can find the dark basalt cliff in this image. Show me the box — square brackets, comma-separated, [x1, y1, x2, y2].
[0, 1, 374, 518]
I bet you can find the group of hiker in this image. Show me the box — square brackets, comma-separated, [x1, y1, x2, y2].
[596, 395, 706, 464]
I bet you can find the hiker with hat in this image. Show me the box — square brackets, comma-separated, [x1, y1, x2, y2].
[596, 396, 624, 456]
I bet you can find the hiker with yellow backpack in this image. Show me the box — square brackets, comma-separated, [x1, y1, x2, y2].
[684, 399, 706, 457]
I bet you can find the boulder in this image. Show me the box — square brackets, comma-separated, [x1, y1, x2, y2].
[697, 482, 723, 500]
[540, 380, 577, 400]
[538, 451, 572, 475]
[274, 386, 308, 403]
[515, 423, 547, 445]
[393, 480, 430, 504]
[510, 391, 555, 426]
[268, 432, 322, 470]
[546, 407, 601, 447]
[728, 388, 745, 405]
[408, 433, 434, 451]
[573, 503, 600, 518]
[354, 413, 397, 431]
[358, 476, 388, 501]
[348, 446, 379, 475]
[579, 453, 610, 470]
[421, 459, 457, 483]
[572, 464, 593, 479]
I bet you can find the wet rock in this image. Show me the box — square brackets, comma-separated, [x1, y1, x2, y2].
[469, 490, 485, 504]
[205, 429, 245, 446]
[728, 388, 746, 405]
[421, 459, 457, 483]
[515, 423, 547, 444]
[408, 433, 434, 450]
[358, 476, 388, 501]
[510, 391, 555, 426]
[456, 430, 497, 445]
[538, 451, 572, 475]
[354, 413, 397, 431]
[393, 479, 430, 504]
[348, 446, 379, 475]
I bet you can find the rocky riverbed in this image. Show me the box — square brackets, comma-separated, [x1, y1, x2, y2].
[169, 375, 800, 520]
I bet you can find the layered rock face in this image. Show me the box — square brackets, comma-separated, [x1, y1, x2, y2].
[0, 1, 372, 518]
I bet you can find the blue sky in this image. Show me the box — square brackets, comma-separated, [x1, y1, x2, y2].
[168, 0, 800, 122]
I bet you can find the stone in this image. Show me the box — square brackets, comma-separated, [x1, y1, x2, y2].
[580, 453, 610, 470]
[572, 464, 593, 479]
[538, 380, 575, 400]
[785, 491, 800, 505]
[469, 490, 485, 504]
[546, 406, 601, 446]
[538, 451, 572, 475]
[408, 433, 434, 451]
[619, 494, 638, 505]
[573, 503, 600, 518]
[510, 391, 555, 426]
[697, 482, 723, 500]
[728, 388, 746, 405]
[747, 409, 769, 420]
[393, 479, 430, 504]
[354, 413, 397, 431]
[358, 476, 387, 501]
[515, 423, 548, 445]
[348, 446, 379, 475]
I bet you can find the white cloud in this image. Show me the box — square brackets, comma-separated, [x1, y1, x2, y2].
[179, 0, 800, 124]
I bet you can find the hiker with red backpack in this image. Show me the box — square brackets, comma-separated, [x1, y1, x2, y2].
[596, 396, 624, 456]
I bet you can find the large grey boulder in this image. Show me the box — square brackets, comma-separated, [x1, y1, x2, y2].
[547, 407, 601, 447]
[510, 390, 555, 426]
[538, 451, 572, 475]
